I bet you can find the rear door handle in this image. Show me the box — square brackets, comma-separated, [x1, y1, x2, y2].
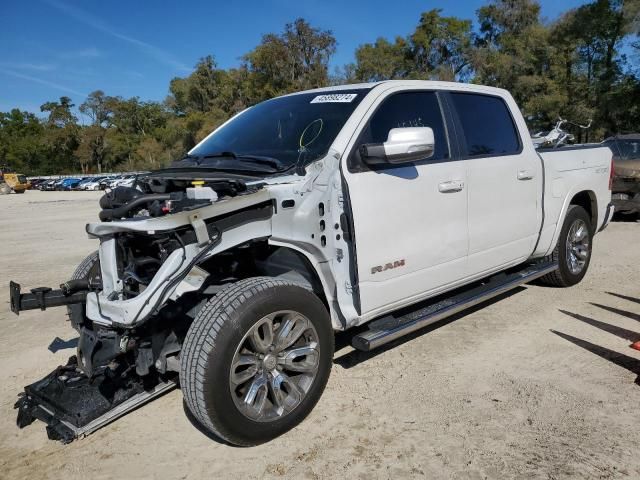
[438, 180, 464, 193]
[517, 170, 534, 180]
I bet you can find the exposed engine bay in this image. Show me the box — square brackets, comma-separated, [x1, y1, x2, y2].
[11, 170, 328, 442]
[98, 169, 265, 221]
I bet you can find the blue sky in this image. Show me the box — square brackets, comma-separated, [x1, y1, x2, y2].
[0, 0, 589, 119]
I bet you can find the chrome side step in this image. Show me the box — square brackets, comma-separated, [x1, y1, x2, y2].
[352, 262, 558, 352]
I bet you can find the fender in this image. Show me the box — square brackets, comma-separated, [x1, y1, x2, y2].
[540, 184, 598, 257]
[268, 239, 345, 330]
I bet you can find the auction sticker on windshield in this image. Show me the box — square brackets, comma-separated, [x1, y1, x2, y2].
[310, 93, 358, 103]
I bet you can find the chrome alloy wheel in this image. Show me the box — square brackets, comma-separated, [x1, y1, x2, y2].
[229, 311, 320, 422]
[565, 218, 590, 275]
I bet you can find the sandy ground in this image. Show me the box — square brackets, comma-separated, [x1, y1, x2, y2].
[0, 190, 639, 479]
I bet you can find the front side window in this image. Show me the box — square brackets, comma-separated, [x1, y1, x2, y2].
[184, 89, 368, 174]
[450, 93, 520, 157]
[358, 91, 449, 162]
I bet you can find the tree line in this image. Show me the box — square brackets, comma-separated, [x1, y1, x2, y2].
[1, 0, 638, 175]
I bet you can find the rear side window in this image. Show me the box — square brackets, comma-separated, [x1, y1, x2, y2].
[359, 91, 449, 161]
[450, 93, 520, 157]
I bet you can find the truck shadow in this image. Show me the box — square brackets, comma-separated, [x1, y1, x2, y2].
[333, 287, 526, 369]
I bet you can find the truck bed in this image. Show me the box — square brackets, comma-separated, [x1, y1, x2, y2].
[534, 145, 612, 257]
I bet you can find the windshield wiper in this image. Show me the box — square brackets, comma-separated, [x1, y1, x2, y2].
[196, 152, 288, 171]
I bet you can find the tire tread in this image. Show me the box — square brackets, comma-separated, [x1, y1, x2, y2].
[180, 276, 315, 445]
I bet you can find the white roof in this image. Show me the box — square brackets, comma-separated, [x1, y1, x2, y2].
[286, 79, 509, 98]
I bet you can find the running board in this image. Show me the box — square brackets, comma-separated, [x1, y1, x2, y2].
[352, 261, 558, 352]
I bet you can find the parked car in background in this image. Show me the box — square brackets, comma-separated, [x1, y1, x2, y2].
[602, 134, 640, 217]
[54, 179, 68, 190]
[100, 175, 126, 189]
[81, 177, 107, 190]
[28, 178, 45, 189]
[41, 179, 59, 190]
[73, 178, 93, 190]
[59, 178, 82, 190]
[115, 174, 137, 188]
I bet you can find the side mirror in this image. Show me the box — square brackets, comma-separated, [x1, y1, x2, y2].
[359, 127, 435, 165]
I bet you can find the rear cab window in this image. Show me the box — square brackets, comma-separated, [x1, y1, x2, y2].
[617, 139, 640, 160]
[449, 92, 521, 158]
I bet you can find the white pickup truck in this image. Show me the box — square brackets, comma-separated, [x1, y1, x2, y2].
[11, 80, 614, 446]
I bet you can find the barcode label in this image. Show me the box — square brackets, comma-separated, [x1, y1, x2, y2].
[310, 93, 358, 103]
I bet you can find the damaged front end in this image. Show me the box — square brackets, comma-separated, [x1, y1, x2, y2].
[10, 171, 275, 442]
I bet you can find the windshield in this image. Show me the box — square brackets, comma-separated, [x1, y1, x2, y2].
[185, 89, 369, 173]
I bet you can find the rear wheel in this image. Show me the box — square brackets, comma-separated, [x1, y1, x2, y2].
[180, 277, 334, 446]
[540, 205, 593, 287]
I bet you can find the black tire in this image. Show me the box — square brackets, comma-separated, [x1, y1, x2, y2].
[539, 205, 593, 287]
[180, 277, 334, 446]
[67, 251, 101, 330]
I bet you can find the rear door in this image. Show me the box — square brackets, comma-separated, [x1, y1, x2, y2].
[447, 92, 541, 275]
[342, 89, 469, 316]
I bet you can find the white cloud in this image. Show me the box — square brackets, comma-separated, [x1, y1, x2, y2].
[45, 0, 190, 72]
[0, 62, 56, 71]
[0, 68, 86, 97]
[58, 47, 102, 59]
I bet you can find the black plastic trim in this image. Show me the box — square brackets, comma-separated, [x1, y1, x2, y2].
[339, 174, 361, 315]
[537, 144, 608, 153]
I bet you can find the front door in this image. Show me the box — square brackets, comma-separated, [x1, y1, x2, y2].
[342, 89, 469, 317]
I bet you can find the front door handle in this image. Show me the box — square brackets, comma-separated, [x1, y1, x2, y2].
[517, 170, 534, 180]
[438, 180, 464, 193]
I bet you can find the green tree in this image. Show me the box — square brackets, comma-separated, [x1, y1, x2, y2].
[352, 10, 473, 82]
[40, 96, 77, 127]
[0, 109, 47, 174]
[39, 97, 80, 172]
[473, 0, 566, 131]
[78, 91, 114, 173]
[352, 37, 409, 82]
[243, 18, 337, 100]
[409, 9, 473, 81]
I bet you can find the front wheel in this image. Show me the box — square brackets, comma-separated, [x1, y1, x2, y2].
[180, 277, 334, 446]
[66, 251, 101, 330]
[539, 205, 593, 287]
